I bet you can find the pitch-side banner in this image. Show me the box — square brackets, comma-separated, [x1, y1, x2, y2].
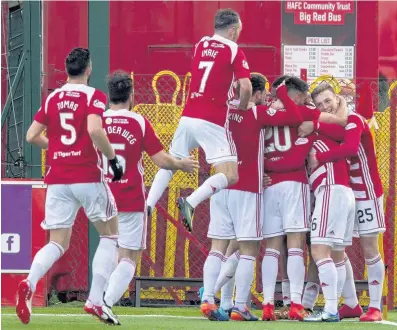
[282, 0, 357, 82]
[1, 184, 32, 272]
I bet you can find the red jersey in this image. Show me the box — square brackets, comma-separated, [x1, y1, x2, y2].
[182, 35, 250, 127]
[34, 83, 107, 184]
[228, 86, 304, 193]
[316, 112, 383, 200]
[309, 134, 351, 194]
[264, 105, 321, 186]
[102, 110, 163, 212]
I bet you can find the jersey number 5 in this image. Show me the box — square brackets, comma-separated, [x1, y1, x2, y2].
[198, 61, 214, 93]
[60, 113, 77, 145]
[102, 143, 127, 175]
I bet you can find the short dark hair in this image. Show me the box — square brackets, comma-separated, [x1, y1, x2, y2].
[250, 74, 266, 94]
[272, 75, 308, 93]
[65, 48, 91, 77]
[214, 9, 240, 30]
[107, 71, 133, 104]
[272, 75, 290, 89]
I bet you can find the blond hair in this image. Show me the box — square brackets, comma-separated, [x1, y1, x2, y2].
[311, 83, 336, 101]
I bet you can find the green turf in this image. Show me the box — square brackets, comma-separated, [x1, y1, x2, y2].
[2, 305, 397, 330]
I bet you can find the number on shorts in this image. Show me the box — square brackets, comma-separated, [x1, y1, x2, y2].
[198, 61, 214, 93]
[102, 143, 126, 175]
[357, 208, 374, 223]
[264, 126, 292, 153]
[311, 218, 317, 231]
[60, 113, 77, 145]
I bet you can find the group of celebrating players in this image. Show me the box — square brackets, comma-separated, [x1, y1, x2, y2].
[15, 7, 385, 326]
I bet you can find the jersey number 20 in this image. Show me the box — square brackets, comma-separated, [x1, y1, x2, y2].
[264, 126, 292, 153]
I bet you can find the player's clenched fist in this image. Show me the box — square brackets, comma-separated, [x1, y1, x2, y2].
[109, 156, 124, 181]
[178, 156, 199, 173]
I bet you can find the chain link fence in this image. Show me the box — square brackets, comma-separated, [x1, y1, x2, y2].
[3, 67, 396, 310]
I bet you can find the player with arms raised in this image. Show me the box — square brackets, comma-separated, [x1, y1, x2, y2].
[94, 72, 198, 324]
[201, 74, 304, 321]
[300, 83, 385, 322]
[147, 9, 252, 231]
[261, 76, 348, 321]
[17, 48, 123, 325]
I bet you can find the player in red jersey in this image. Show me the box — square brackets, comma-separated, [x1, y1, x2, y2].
[299, 83, 385, 322]
[301, 133, 355, 323]
[261, 76, 348, 322]
[147, 9, 252, 231]
[17, 48, 123, 325]
[91, 72, 198, 324]
[201, 74, 304, 321]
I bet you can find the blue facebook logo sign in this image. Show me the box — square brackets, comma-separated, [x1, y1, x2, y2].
[1, 234, 21, 253]
[1, 184, 32, 271]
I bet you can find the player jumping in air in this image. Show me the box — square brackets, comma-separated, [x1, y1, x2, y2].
[146, 8, 252, 231]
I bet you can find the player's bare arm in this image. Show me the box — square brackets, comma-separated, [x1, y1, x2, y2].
[150, 151, 199, 173]
[237, 77, 252, 110]
[26, 120, 49, 149]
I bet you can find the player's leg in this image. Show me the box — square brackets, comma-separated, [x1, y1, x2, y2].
[339, 252, 362, 318]
[216, 240, 239, 312]
[231, 241, 260, 321]
[262, 185, 284, 321]
[73, 182, 119, 324]
[331, 249, 347, 302]
[340, 214, 360, 316]
[148, 117, 196, 214]
[104, 212, 146, 310]
[178, 120, 237, 229]
[275, 240, 291, 319]
[302, 191, 321, 312]
[302, 251, 321, 312]
[228, 191, 261, 321]
[356, 197, 386, 322]
[280, 242, 291, 307]
[16, 184, 79, 324]
[304, 186, 340, 322]
[283, 182, 310, 319]
[286, 232, 307, 319]
[262, 236, 283, 320]
[201, 190, 233, 320]
[146, 169, 175, 214]
[305, 185, 355, 322]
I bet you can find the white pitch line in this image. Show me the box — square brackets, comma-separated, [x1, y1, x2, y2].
[2, 314, 203, 320]
[2, 313, 397, 326]
[376, 320, 397, 327]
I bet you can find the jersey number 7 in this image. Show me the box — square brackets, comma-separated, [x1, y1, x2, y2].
[198, 61, 214, 93]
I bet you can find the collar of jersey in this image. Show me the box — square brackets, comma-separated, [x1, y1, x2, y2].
[211, 34, 237, 47]
[106, 109, 130, 115]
